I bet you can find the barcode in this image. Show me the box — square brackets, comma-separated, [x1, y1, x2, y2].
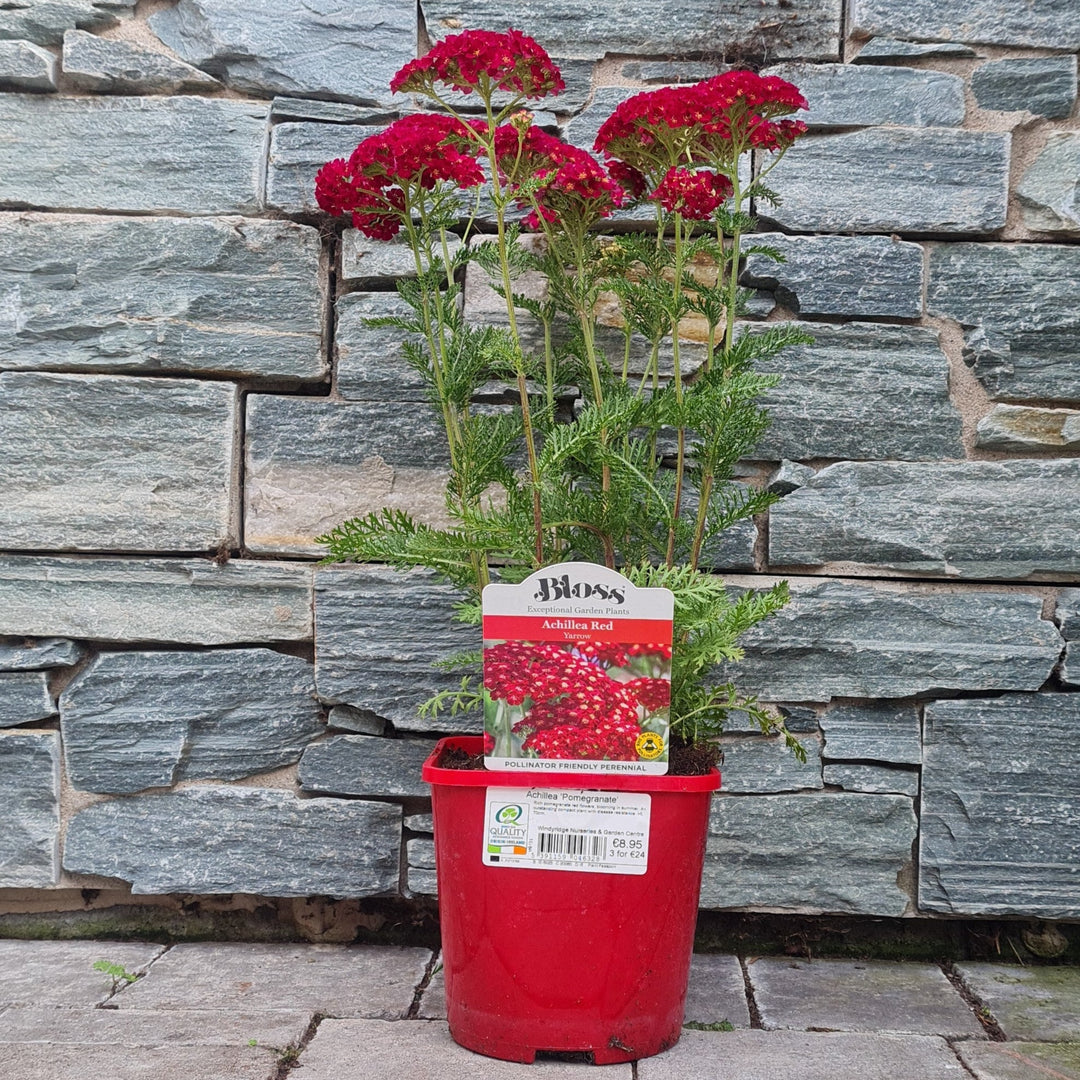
[537, 831, 606, 859]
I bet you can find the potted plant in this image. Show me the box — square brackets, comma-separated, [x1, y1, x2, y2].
[315, 28, 808, 1063]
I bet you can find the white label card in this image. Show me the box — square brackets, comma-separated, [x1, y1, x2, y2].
[483, 787, 650, 875]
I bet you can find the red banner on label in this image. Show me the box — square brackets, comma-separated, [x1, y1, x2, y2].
[483, 614, 673, 645]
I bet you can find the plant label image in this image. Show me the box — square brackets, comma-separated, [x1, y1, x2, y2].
[482, 563, 674, 774]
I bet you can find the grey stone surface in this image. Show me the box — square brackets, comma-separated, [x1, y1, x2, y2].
[742, 234, 923, 319]
[850, 0, 1080, 49]
[0, 671, 54, 725]
[928, 243, 1080, 402]
[715, 735, 823, 793]
[0, 95, 266, 214]
[406, 837, 435, 869]
[715, 578, 1061, 702]
[853, 38, 976, 61]
[976, 405, 1080, 450]
[956, 1041, 1080, 1080]
[0, 214, 325, 379]
[265, 119, 390, 216]
[0, 940, 163, 1006]
[425, 0, 843, 60]
[0, 0, 135, 46]
[0, 638, 85, 670]
[638, 1029, 968, 1079]
[149, 0, 414, 105]
[971, 57, 1077, 118]
[406, 868, 438, 897]
[684, 954, 752, 1028]
[114, 942, 428, 1018]
[620, 60, 724, 82]
[823, 764, 919, 797]
[762, 63, 963, 127]
[920, 695, 1080, 918]
[62, 29, 221, 92]
[751, 323, 961, 461]
[340, 232, 462, 285]
[1057, 590, 1080, 640]
[60, 649, 322, 793]
[1064, 643, 1079, 688]
[0, 1044, 281, 1080]
[0, 556, 313, 645]
[954, 963, 1080, 1042]
[820, 702, 921, 766]
[0, 40, 57, 89]
[269, 97, 398, 124]
[770, 459, 1080, 578]
[334, 291, 424, 401]
[0, 372, 237, 553]
[298, 1017, 633, 1077]
[244, 395, 450, 556]
[405, 812, 433, 832]
[750, 958, 982, 1036]
[0, 732, 59, 887]
[768, 460, 817, 496]
[314, 566, 480, 733]
[702, 792, 917, 915]
[63, 787, 401, 897]
[761, 129, 1009, 234]
[1017, 133, 1080, 237]
[327, 704, 386, 735]
[299, 735, 436, 798]
[563, 85, 637, 150]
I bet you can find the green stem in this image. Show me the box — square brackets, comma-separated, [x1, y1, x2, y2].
[665, 212, 688, 568]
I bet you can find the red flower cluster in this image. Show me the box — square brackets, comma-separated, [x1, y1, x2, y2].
[651, 167, 733, 220]
[390, 28, 564, 99]
[313, 114, 483, 239]
[622, 677, 671, 711]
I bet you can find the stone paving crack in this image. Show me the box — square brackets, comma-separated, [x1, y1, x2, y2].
[941, 960, 1007, 1041]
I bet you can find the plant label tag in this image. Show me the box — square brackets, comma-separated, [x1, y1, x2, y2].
[482, 563, 674, 774]
[483, 787, 650, 874]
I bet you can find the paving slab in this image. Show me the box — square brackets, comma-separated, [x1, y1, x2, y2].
[0, 940, 165, 1007]
[747, 958, 984, 1037]
[296, 1017, 633, 1076]
[112, 943, 429, 1019]
[637, 1028, 969, 1079]
[955, 1040, 1080, 1080]
[954, 964, 1080, 1042]
[683, 954, 752, 1029]
[416, 958, 446, 1019]
[1, 1043, 280, 1080]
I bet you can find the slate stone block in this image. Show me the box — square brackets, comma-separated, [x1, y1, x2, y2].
[760, 129, 1009, 234]
[702, 792, 916, 915]
[63, 786, 402, 897]
[928, 243, 1080, 402]
[823, 764, 919, 797]
[299, 735, 436, 798]
[971, 57, 1077, 118]
[407, 837, 436, 870]
[0, 731, 60, 887]
[423, 0, 843, 60]
[976, 405, 1080, 450]
[244, 395, 450, 556]
[0, 372, 237, 553]
[0, 672, 55, 726]
[750, 323, 962, 461]
[60, 649, 323, 793]
[920, 694, 1080, 917]
[314, 565, 481, 733]
[1059, 590, 1080, 640]
[1062, 643, 1078, 688]
[62, 29, 220, 92]
[714, 735, 823, 793]
[0, 214, 325, 379]
[853, 39, 976, 62]
[269, 98, 398, 124]
[0, 638, 86, 670]
[715, 577, 1062, 702]
[769, 459, 1080, 578]
[340, 232, 463, 286]
[335, 291, 425, 401]
[0, 0, 135, 46]
[820, 702, 922, 765]
[620, 60, 725, 83]
[1017, 133, 1080, 237]
[742, 234, 924, 318]
[850, 0, 1080, 50]
[0, 95, 266, 214]
[148, 0, 414, 105]
[563, 86, 637, 151]
[762, 63, 964, 127]
[0, 556, 313, 645]
[0, 40, 57, 90]
[327, 704, 386, 735]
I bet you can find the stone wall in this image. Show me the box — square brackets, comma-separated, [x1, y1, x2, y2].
[1, 0, 1078, 929]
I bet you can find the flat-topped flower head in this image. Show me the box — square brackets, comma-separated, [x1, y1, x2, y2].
[651, 167, 733, 220]
[391, 28, 564, 100]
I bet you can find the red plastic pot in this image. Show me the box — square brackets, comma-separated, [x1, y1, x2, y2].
[422, 735, 721, 1064]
